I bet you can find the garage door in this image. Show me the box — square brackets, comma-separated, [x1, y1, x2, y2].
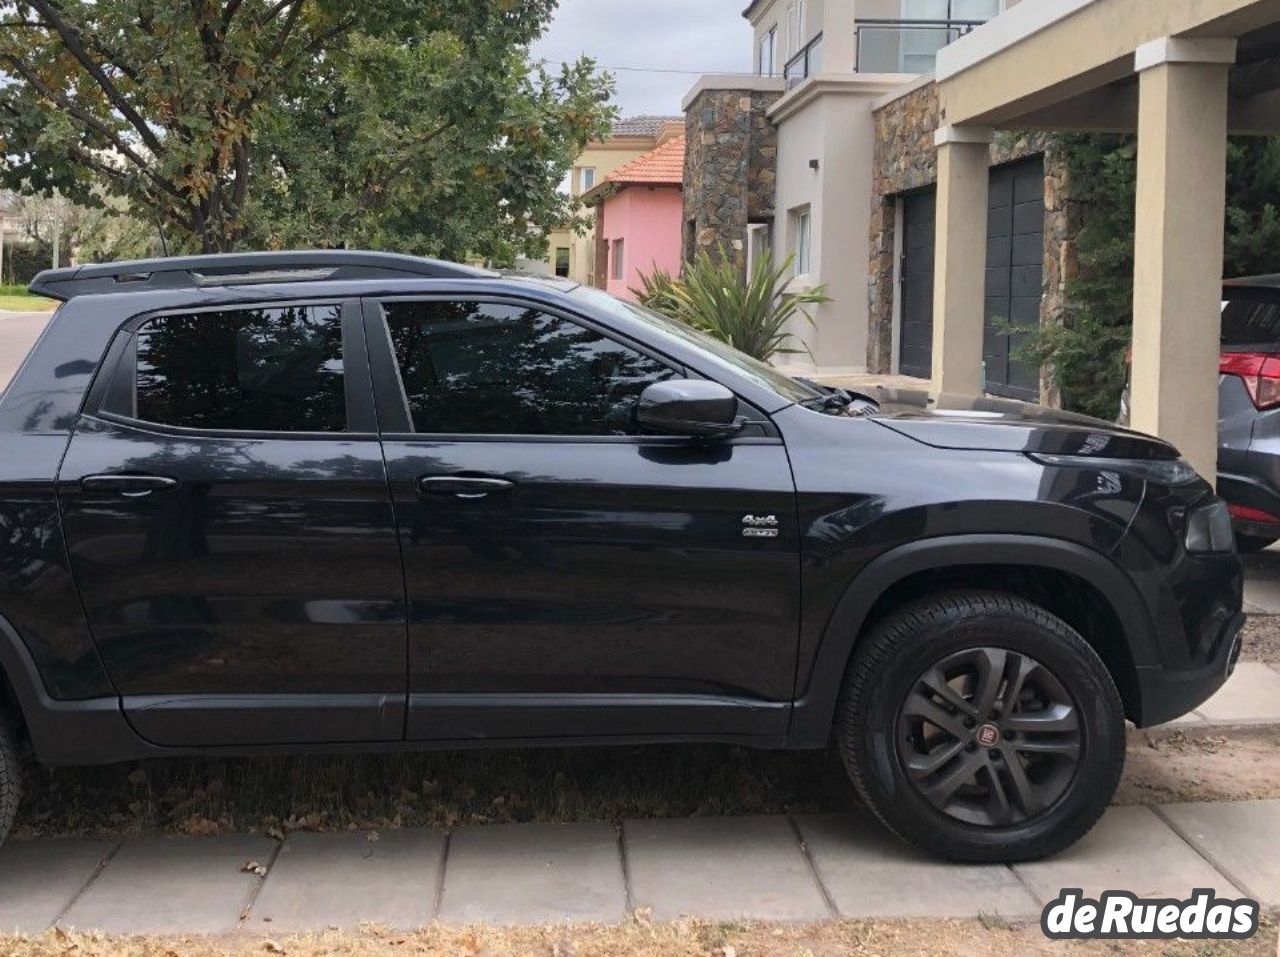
[985, 157, 1044, 401]
[896, 157, 1044, 396]
[898, 191, 936, 379]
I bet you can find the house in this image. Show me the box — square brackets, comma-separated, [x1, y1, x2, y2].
[685, 0, 1030, 383]
[543, 116, 685, 285]
[582, 135, 686, 301]
[684, 0, 1280, 483]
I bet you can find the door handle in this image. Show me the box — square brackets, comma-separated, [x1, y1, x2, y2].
[81, 474, 179, 498]
[417, 476, 515, 500]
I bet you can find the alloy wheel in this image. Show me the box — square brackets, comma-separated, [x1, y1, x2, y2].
[895, 647, 1082, 827]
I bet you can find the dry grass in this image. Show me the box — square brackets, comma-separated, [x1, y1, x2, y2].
[2, 917, 1277, 957]
[17, 721, 1280, 841]
[13, 745, 857, 840]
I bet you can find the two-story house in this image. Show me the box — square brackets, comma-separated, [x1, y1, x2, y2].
[543, 116, 685, 286]
[684, 0, 1047, 397]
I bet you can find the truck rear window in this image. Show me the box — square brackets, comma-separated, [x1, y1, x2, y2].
[1221, 287, 1280, 348]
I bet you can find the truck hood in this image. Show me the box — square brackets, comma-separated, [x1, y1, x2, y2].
[865, 388, 1179, 459]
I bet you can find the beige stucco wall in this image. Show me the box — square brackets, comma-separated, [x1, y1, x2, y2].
[770, 78, 900, 375]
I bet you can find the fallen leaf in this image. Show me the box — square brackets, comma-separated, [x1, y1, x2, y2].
[242, 860, 268, 876]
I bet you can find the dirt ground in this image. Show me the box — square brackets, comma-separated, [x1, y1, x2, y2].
[2, 917, 1277, 957]
[1242, 614, 1280, 668]
[1118, 725, 1280, 804]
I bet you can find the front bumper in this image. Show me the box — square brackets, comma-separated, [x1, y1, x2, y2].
[1133, 609, 1245, 727]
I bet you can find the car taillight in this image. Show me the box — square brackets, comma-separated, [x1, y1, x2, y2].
[1228, 503, 1280, 526]
[1220, 352, 1280, 409]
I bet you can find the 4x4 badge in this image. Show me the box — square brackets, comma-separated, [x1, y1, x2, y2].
[742, 514, 780, 539]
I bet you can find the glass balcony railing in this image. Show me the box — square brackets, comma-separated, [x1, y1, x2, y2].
[783, 33, 824, 89]
[854, 18, 984, 74]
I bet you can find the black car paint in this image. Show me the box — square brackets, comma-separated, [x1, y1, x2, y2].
[0, 272, 1243, 765]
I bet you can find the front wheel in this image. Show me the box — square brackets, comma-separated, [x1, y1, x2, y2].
[837, 592, 1125, 863]
[0, 712, 18, 846]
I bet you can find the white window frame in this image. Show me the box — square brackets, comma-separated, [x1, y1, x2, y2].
[758, 25, 778, 77]
[611, 239, 626, 281]
[579, 167, 596, 193]
[787, 2, 805, 59]
[747, 223, 772, 277]
[793, 208, 812, 278]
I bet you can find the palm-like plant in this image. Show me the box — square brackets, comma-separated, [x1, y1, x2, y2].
[638, 250, 830, 362]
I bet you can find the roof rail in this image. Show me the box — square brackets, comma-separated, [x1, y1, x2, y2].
[29, 250, 496, 301]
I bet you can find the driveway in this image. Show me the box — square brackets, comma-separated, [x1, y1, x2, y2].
[0, 311, 51, 393]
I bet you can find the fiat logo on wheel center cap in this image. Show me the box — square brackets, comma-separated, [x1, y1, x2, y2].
[976, 723, 1001, 748]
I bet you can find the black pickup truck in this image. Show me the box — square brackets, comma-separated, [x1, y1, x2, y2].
[0, 251, 1243, 862]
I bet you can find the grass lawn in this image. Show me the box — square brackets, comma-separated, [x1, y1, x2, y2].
[0, 284, 55, 312]
[2, 917, 1276, 957]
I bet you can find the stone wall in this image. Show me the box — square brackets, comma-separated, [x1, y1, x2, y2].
[866, 80, 1079, 404]
[684, 88, 781, 276]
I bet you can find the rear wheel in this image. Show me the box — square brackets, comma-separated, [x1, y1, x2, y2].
[0, 713, 18, 846]
[837, 591, 1125, 863]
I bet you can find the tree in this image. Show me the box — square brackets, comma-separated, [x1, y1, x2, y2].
[0, 1, 613, 258]
[1016, 133, 1280, 419]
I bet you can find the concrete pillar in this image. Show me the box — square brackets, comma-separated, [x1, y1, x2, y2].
[931, 124, 993, 395]
[1130, 37, 1236, 480]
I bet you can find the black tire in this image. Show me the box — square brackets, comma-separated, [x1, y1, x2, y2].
[0, 712, 18, 847]
[837, 591, 1125, 864]
[1235, 532, 1278, 554]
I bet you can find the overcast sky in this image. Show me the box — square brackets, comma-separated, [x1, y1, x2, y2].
[530, 0, 753, 119]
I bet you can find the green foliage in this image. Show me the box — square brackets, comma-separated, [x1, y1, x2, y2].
[1013, 134, 1137, 419]
[0, 1, 614, 258]
[638, 251, 830, 363]
[1016, 134, 1280, 419]
[1225, 137, 1280, 278]
[0, 244, 47, 285]
[630, 265, 681, 315]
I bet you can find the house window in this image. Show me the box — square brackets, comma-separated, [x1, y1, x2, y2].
[787, 2, 805, 58]
[747, 224, 772, 276]
[758, 26, 777, 76]
[794, 209, 812, 277]
[580, 167, 596, 193]
[611, 239, 625, 281]
[554, 247, 571, 278]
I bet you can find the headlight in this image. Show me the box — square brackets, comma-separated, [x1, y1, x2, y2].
[1029, 454, 1201, 486]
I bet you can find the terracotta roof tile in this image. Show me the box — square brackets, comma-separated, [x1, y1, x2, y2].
[605, 135, 686, 187]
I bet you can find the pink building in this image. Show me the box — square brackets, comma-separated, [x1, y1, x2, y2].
[583, 134, 685, 302]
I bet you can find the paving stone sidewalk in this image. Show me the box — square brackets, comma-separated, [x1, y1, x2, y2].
[0, 800, 1276, 936]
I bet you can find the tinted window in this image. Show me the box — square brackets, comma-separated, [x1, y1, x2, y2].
[1222, 287, 1280, 347]
[133, 306, 346, 432]
[382, 300, 677, 436]
[567, 285, 817, 404]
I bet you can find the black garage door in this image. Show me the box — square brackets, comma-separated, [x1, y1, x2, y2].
[898, 191, 936, 379]
[896, 156, 1044, 399]
[984, 157, 1044, 401]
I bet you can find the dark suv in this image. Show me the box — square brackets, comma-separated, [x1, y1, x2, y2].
[0, 252, 1243, 862]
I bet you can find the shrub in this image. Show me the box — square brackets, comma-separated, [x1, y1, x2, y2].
[636, 250, 830, 363]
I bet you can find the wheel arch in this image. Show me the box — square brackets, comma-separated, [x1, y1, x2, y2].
[786, 534, 1155, 747]
[0, 611, 139, 765]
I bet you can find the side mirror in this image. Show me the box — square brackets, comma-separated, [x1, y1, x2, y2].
[637, 379, 744, 439]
